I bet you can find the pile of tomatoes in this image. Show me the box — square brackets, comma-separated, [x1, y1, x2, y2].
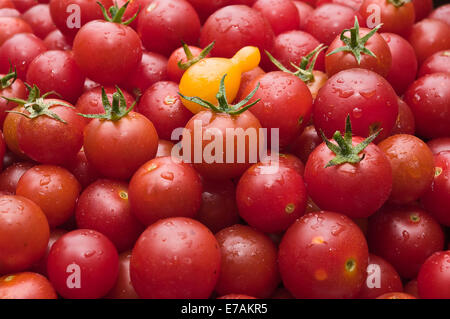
[0, 0, 449, 300]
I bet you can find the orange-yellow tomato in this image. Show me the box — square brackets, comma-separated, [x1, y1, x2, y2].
[179, 46, 261, 114]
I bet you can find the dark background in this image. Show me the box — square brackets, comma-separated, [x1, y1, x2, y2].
[435, 0, 450, 6]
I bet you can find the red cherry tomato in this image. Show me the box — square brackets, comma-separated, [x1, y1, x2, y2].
[376, 292, 416, 299]
[186, 0, 230, 22]
[252, 0, 300, 36]
[427, 138, 450, 155]
[21, 4, 56, 39]
[130, 217, 221, 299]
[418, 50, 450, 77]
[0, 272, 57, 299]
[43, 30, 72, 51]
[289, 125, 323, 165]
[293, 1, 314, 30]
[412, 0, 433, 22]
[417, 250, 450, 299]
[0, 16, 32, 46]
[10, 0, 37, 12]
[0, 161, 33, 194]
[105, 251, 139, 299]
[0, 8, 20, 17]
[0, 71, 27, 127]
[167, 45, 204, 83]
[279, 211, 369, 299]
[32, 229, 67, 276]
[429, 4, 450, 26]
[47, 229, 119, 299]
[65, 149, 100, 189]
[236, 66, 265, 101]
[155, 139, 174, 158]
[390, 99, 415, 136]
[403, 279, 419, 298]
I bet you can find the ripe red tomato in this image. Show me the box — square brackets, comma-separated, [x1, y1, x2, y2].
[421, 151, 450, 226]
[186, 0, 230, 22]
[0, 16, 32, 46]
[380, 33, 418, 95]
[313, 68, 398, 143]
[155, 139, 174, 158]
[427, 138, 450, 155]
[390, 99, 415, 136]
[16, 165, 81, 228]
[289, 125, 322, 164]
[0, 272, 57, 299]
[357, 254, 403, 299]
[137, 0, 200, 57]
[2, 105, 27, 158]
[196, 179, 240, 234]
[215, 225, 280, 298]
[129, 156, 202, 226]
[43, 30, 72, 51]
[376, 292, 416, 299]
[419, 50, 450, 76]
[0, 0, 14, 9]
[137, 81, 193, 141]
[199, 5, 275, 59]
[130, 217, 221, 299]
[236, 67, 265, 101]
[417, 250, 450, 299]
[21, 4, 56, 39]
[0, 195, 49, 274]
[378, 134, 434, 204]
[279, 211, 369, 299]
[26, 50, 85, 104]
[237, 161, 307, 233]
[0, 8, 20, 17]
[367, 205, 445, 279]
[218, 294, 257, 299]
[105, 251, 139, 299]
[65, 149, 100, 189]
[293, 1, 314, 30]
[0, 69, 27, 127]
[47, 229, 119, 299]
[412, 0, 433, 22]
[10, 0, 37, 12]
[75, 179, 144, 252]
[32, 229, 66, 276]
[0, 161, 33, 194]
[429, 4, 450, 26]
[404, 73, 450, 139]
[252, 0, 300, 36]
[0, 33, 47, 79]
[167, 45, 204, 83]
[403, 279, 419, 298]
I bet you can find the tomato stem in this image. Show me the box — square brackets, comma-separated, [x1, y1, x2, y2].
[178, 41, 215, 71]
[0, 64, 17, 89]
[98, 0, 139, 25]
[179, 74, 261, 115]
[388, 0, 411, 8]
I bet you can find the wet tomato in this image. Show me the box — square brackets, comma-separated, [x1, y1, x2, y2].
[0, 272, 57, 299]
[105, 251, 139, 299]
[417, 250, 450, 299]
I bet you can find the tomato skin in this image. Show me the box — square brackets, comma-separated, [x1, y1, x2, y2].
[357, 254, 403, 299]
[404, 73, 450, 139]
[155, 139, 174, 158]
[236, 66, 265, 102]
[279, 211, 369, 299]
[196, 179, 240, 234]
[403, 279, 419, 298]
[0, 0, 14, 9]
[73, 21, 142, 86]
[83, 112, 158, 180]
[17, 103, 85, 165]
[0, 33, 47, 79]
[0, 8, 20, 17]
[0, 195, 50, 275]
[130, 217, 221, 299]
[49, 0, 114, 39]
[215, 225, 280, 298]
[326, 29, 392, 78]
[237, 162, 307, 233]
[419, 50, 450, 77]
[421, 151, 450, 226]
[129, 157, 202, 226]
[0, 272, 57, 299]
[376, 292, 416, 299]
[75, 179, 144, 252]
[313, 68, 398, 143]
[0, 161, 33, 194]
[16, 165, 81, 228]
[367, 205, 445, 279]
[137, 81, 193, 141]
[199, 5, 275, 59]
[10, 0, 37, 12]
[137, 0, 200, 57]
[380, 33, 418, 95]
[293, 1, 314, 30]
[0, 16, 32, 46]
[412, 0, 433, 22]
[417, 250, 450, 299]
[378, 134, 434, 204]
[427, 138, 450, 155]
[289, 125, 322, 165]
[105, 251, 139, 299]
[408, 19, 450, 65]
[167, 46, 204, 83]
[47, 229, 119, 299]
[26, 50, 85, 104]
[2, 106, 27, 158]
[21, 4, 56, 39]
[0, 74, 27, 128]
[31, 229, 66, 276]
[304, 137, 392, 219]
[390, 99, 415, 136]
[429, 4, 450, 26]
[43, 30, 72, 51]
[65, 149, 100, 189]
[218, 294, 257, 299]
[252, 0, 299, 36]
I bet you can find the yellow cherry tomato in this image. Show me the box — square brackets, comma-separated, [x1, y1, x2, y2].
[179, 46, 261, 114]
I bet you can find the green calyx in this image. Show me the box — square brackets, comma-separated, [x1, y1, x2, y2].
[179, 74, 261, 116]
[327, 17, 383, 64]
[0, 65, 17, 90]
[178, 41, 215, 71]
[98, 0, 138, 25]
[79, 86, 136, 121]
[388, 0, 411, 8]
[266, 44, 328, 84]
[2, 84, 73, 123]
[320, 115, 381, 168]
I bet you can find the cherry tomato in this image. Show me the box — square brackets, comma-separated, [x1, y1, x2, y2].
[403, 279, 419, 298]
[293, 1, 314, 30]
[65, 149, 100, 189]
[376, 292, 416, 299]
[313, 68, 398, 143]
[137, 81, 193, 141]
[380, 32, 418, 95]
[421, 151, 450, 226]
[218, 294, 257, 299]
[418, 50, 450, 76]
[105, 251, 139, 299]
[155, 139, 174, 158]
[236, 66, 265, 101]
[427, 138, 450, 155]
[367, 205, 445, 279]
[215, 225, 280, 298]
[279, 211, 369, 299]
[0, 8, 20, 17]
[167, 45, 204, 83]
[130, 217, 221, 299]
[417, 250, 450, 299]
[137, 0, 200, 57]
[129, 156, 202, 226]
[26, 50, 85, 104]
[0, 16, 32, 46]
[0, 195, 49, 274]
[0, 161, 33, 194]
[289, 125, 322, 164]
[16, 165, 81, 228]
[75, 179, 144, 252]
[21, 4, 56, 39]
[0, 69, 27, 127]
[252, 0, 300, 35]
[237, 161, 307, 233]
[196, 179, 240, 234]
[316, 0, 363, 10]
[200, 5, 275, 59]
[390, 99, 415, 136]
[378, 134, 434, 204]
[429, 4, 450, 26]
[47, 229, 119, 299]
[0, 0, 14, 9]
[412, 0, 433, 22]
[2, 105, 27, 158]
[357, 254, 403, 299]
[404, 73, 450, 139]
[0, 272, 57, 299]
[186, 0, 230, 22]
[32, 229, 67, 276]
[10, 0, 37, 12]
[43, 30, 72, 51]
